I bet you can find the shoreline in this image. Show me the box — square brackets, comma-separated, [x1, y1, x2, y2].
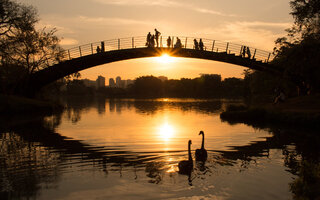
[0, 94, 64, 115]
[220, 95, 320, 130]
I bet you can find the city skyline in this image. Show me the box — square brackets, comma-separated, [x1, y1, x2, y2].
[82, 75, 168, 87]
[80, 73, 243, 88]
[81, 75, 134, 88]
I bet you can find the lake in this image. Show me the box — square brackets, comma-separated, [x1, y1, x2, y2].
[1, 97, 319, 200]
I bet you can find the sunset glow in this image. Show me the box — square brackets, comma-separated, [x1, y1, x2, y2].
[18, 0, 291, 80]
[2, 0, 317, 199]
[155, 53, 175, 64]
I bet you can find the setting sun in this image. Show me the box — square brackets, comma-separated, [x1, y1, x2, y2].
[155, 53, 175, 64]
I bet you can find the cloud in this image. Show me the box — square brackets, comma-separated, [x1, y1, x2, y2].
[194, 8, 236, 17]
[92, 0, 235, 17]
[60, 38, 79, 46]
[37, 16, 76, 35]
[195, 21, 290, 50]
[78, 16, 152, 25]
[93, 0, 180, 7]
[233, 21, 291, 28]
[36, 23, 73, 34]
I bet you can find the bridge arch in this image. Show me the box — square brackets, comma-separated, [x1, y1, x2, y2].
[29, 36, 278, 90]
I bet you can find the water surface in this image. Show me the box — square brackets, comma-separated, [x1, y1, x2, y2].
[1, 98, 319, 199]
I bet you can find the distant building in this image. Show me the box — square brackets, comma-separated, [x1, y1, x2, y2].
[96, 75, 105, 88]
[158, 76, 168, 82]
[109, 78, 116, 87]
[109, 76, 134, 88]
[116, 76, 121, 87]
[125, 79, 134, 88]
[119, 80, 125, 88]
[83, 79, 97, 88]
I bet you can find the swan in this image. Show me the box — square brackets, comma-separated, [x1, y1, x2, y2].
[195, 131, 207, 161]
[178, 140, 193, 174]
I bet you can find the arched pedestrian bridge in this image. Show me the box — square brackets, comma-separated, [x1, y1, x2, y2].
[29, 36, 278, 90]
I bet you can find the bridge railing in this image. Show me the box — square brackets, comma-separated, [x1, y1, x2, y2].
[60, 36, 274, 63]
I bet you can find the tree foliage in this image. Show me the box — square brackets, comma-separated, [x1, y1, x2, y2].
[272, 0, 320, 94]
[0, 0, 37, 37]
[131, 76, 164, 96]
[289, 0, 320, 40]
[0, 0, 64, 94]
[127, 75, 244, 98]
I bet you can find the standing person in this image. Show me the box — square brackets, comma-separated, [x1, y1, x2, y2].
[96, 46, 101, 53]
[150, 34, 155, 47]
[242, 46, 246, 57]
[199, 39, 204, 51]
[174, 37, 182, 48]
[194, 39, 199, 50]
[167, 36, 172, 48]
[146, 32, 151, 47]
[155, 29, 161, 47]
[101, 41, 105, 52]
[246, 46, 251, 58]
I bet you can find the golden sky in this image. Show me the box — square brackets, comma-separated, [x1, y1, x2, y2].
[18, 0, 292, 81]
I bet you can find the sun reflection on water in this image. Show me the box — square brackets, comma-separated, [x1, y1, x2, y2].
[158, 122, 175, 141]
[166, 164, 177, 173]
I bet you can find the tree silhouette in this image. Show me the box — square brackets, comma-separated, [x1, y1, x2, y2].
[271, 0, 320, 95]
[0, 0, 64, 95]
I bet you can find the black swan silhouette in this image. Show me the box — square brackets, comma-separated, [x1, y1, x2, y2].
[178, 140, 193, 174]
[195, 131, 207, 161]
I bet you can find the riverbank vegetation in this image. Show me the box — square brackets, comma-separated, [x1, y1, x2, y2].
[220, 96, 320, 129]
[0, 0, 65, 96]
[0, 94, 63, 115]
[0, 0, 75, 113]
[220, 0, 320, 130]
[62, 74, 245, 98]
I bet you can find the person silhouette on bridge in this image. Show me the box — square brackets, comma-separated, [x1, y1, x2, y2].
[174, 37, 182, 48]
[146, 32, 151, 47]
[247, 47, 251, 59]
[199, 39, 204, 51]
[194, 39, 199, 50]
[96, 46, 101, 53]
[150, 34, 155, 47]
[242, 46, 246, 57]
[155, 29, 161, 47]
[167, 36, 172, 48]
[101, 41, 105, 52]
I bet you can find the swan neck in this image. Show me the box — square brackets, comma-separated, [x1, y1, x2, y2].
[201, 133, 204, 149]
[188, 142, 192, 161]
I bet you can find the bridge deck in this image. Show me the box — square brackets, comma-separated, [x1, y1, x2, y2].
[29, 36, 279, 91]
